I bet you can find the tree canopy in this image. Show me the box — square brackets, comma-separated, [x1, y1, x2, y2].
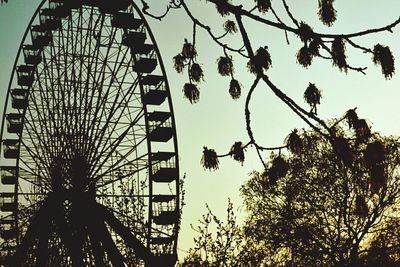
[182, 122, 400, 266]
[241, 123, 400, 266]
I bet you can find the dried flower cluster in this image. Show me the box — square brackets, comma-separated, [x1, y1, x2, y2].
[297, 45, 313, 68]
[345, 109, 370, 140]
[223, 20, 237, 33]
[182, 42, 197, 59]
[345, 109, 358, 129]
[285, 130, 302, 154]
[304, 83, 322, 113]
[173, 54, 185, 73]
[174, 39, 204, 103]
[183, 83, 200, 104]
[296, 22, 322, 69]
[331, 38, 347, 72]
[308, 37, 321, 56]
[261, 155, 289, 188]
[318, 0, 337, 26]
[190, 63, 204, 83]
[247, 46, 272, 74]
[255, 0, 271, 13]
[201, 146, 219, 170]
[271, 156, 289, 178]
[354, 119, 370, 140]
[217, 56, 234, 76]
[230, 142, 245, 164]
[373, 44, 395, 79]
[214, 0, 230, 16]
[229, 79, 241, 100]
[298, 22, 314, 43]
[333, 137, 354, 166]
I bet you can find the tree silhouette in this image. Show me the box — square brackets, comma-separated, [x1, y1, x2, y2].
[176, 200, 243, 266]
[182, 122, 400, 266]
[240, 123, 400, 266]
[141, 0, 400, 169]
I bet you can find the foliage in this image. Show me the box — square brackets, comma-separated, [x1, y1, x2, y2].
[183, 122, 400, 266]
[239, 124, 400, 266]
[177, 200, 243, 266]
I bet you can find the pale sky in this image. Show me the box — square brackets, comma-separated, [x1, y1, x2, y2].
[1, 0, 400, 259]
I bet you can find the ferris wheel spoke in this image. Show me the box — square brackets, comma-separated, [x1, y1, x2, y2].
[88, 112, 146, 181]
[12, 197, 52, 266]
[19, 134, 51, 180]
[29, 88, 58, 158]
[83, 38, 120, 159]
[43, 40, 64, 146]
[88, 105, 145, 175]
[25, 90, 58, 160]
[95, 202, 152, 262]
[103, 206, 147, 238]
[95, 220, 126, 266]
[74, 9, 99, 155]
[52, 204, 84, 267]
[88, 103, 144, 166]
[86, 223, 107, 267]
[70, 10, 89, 145]
[81, 14, 106, 134]
[94, 155, 148, 189]
[85, 48, 132, 157]
[87, 82, 141, 163]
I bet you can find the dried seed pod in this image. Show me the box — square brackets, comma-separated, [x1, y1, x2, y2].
[201, 146, 219, 170]
[297, 45, 313, 68]
[190, 63, 204, 83]
[183, 83, 200, 104]
[229, 79, 241, 100]
[298, 22, 314, 43]
[318, 0, 337, 26]
[181, 39, 197, 59]
[247, 46, 272, 74]
[223, 20, 237, 33]
[255, 0, 271, 13]
[373, 44, 395, 79]
[354, 119, 370, 140]
[333, 137, 354, 166]
[331, 38, 347, 72]
[173, 54, 185, 73]
[285, 129, 302, 154]
[271, 156, 288, 178]
[217, 56, 234, 76]
[345, 109, 358, 129]
[364, 141, 385, 168]
[308, 37, 321, 56]
[304, 83, 321, 113]
[355, 195, 369, 217]
[230, 141, 245, 164]
[215, 0, 230, 16]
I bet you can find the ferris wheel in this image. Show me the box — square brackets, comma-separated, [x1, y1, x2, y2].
[0, 0, 180, 266]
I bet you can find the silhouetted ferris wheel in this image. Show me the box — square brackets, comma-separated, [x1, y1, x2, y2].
[0, 0, 180, 266]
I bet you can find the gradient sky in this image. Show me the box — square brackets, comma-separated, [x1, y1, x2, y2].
[1, 0, 400, 259]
